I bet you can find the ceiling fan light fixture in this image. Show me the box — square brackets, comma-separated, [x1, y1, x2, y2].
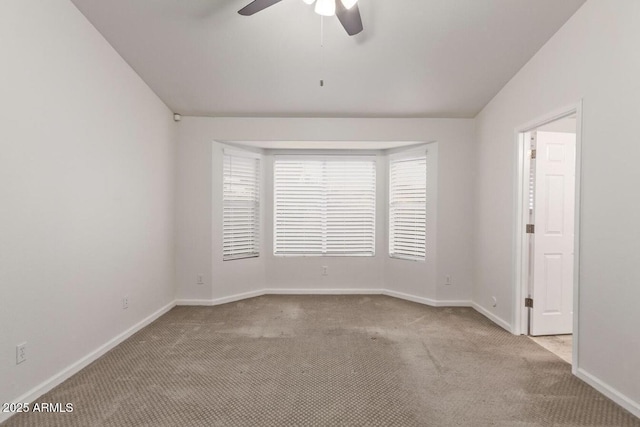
[238, 0, 362, 36]
[315, 0, 336, 16]
[340, 0, 357, 9]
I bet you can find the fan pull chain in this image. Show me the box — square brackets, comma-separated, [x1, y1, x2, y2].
[320, 16, 324, 87]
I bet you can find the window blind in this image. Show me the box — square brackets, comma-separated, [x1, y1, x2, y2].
[389, 154, 427, 261]
[274, 158, 376, 256]
[223, 151, 260, 261]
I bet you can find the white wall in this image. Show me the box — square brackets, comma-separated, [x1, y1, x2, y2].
[0, 0, 176, 412]
[176, 127, 269, 304]
[473, 0, 640, 414]
[175, 117, 475, 304]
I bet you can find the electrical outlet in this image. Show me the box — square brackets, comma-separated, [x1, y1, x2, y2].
[322, 266, 328, 276]
[197, 275, 204, 285]
[16, 343, 26, 365]
[445, 275, 452, 285]
[122, 296, 129, 310]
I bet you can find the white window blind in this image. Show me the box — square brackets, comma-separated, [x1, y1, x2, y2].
[223, 151, 260, 261]
[274, 157, 376, 256]
[389, 154, 427, 261]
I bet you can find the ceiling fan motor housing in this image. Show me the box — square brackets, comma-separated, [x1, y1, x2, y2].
[238, 0, 363, 36]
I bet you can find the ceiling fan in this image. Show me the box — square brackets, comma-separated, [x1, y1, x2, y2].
[238, 0, 364, 36]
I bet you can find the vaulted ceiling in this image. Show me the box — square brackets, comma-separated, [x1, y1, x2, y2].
[71, 0, 585, 118]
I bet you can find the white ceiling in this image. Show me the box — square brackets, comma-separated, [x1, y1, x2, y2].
[70, 0, 585, 118]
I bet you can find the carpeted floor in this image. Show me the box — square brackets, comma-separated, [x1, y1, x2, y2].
[4, 295, 639, 426]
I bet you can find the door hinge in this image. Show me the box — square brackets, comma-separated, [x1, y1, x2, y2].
[526, 224, 535, 234]
[530, 149, 537, 159]
[525, 297, 533, 308]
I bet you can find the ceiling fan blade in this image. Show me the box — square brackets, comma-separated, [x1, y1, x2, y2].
[238, 0, 283, 16]
[336, 1, 363, 36]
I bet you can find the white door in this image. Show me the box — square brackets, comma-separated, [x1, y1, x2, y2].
[531, 131, 576, 336]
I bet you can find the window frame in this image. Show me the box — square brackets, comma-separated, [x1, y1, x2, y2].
[388, 148, 428, 262]
[222, 148, 261, 261]
[273, 155, 377, 257]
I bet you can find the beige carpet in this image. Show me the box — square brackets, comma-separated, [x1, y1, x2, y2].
[4, 295, 639, 426]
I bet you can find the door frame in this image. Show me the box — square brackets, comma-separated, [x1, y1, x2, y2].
[512, 101, 583, 372]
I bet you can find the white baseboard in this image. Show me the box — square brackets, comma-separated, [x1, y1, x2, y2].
[266, 288, 383, 295]
[174, 299, 216, 306]
[175, 290, 266, 306]
[576, 368, 640, 419]
[175, 289, 383, 307]
[0, 301, 175, 425]
[211, 290, 266, 305]
[382, 289, 438, 306]
[175, 289, 472, 309]
[382, 289, 472, 308]
[472, 302, 512, 332]
[437, 300, 474, 307]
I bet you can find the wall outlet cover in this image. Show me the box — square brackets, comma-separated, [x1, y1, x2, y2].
[16, 343, 26, 365]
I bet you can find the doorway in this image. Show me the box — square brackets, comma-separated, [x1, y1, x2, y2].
[514, 105, 582, 370]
